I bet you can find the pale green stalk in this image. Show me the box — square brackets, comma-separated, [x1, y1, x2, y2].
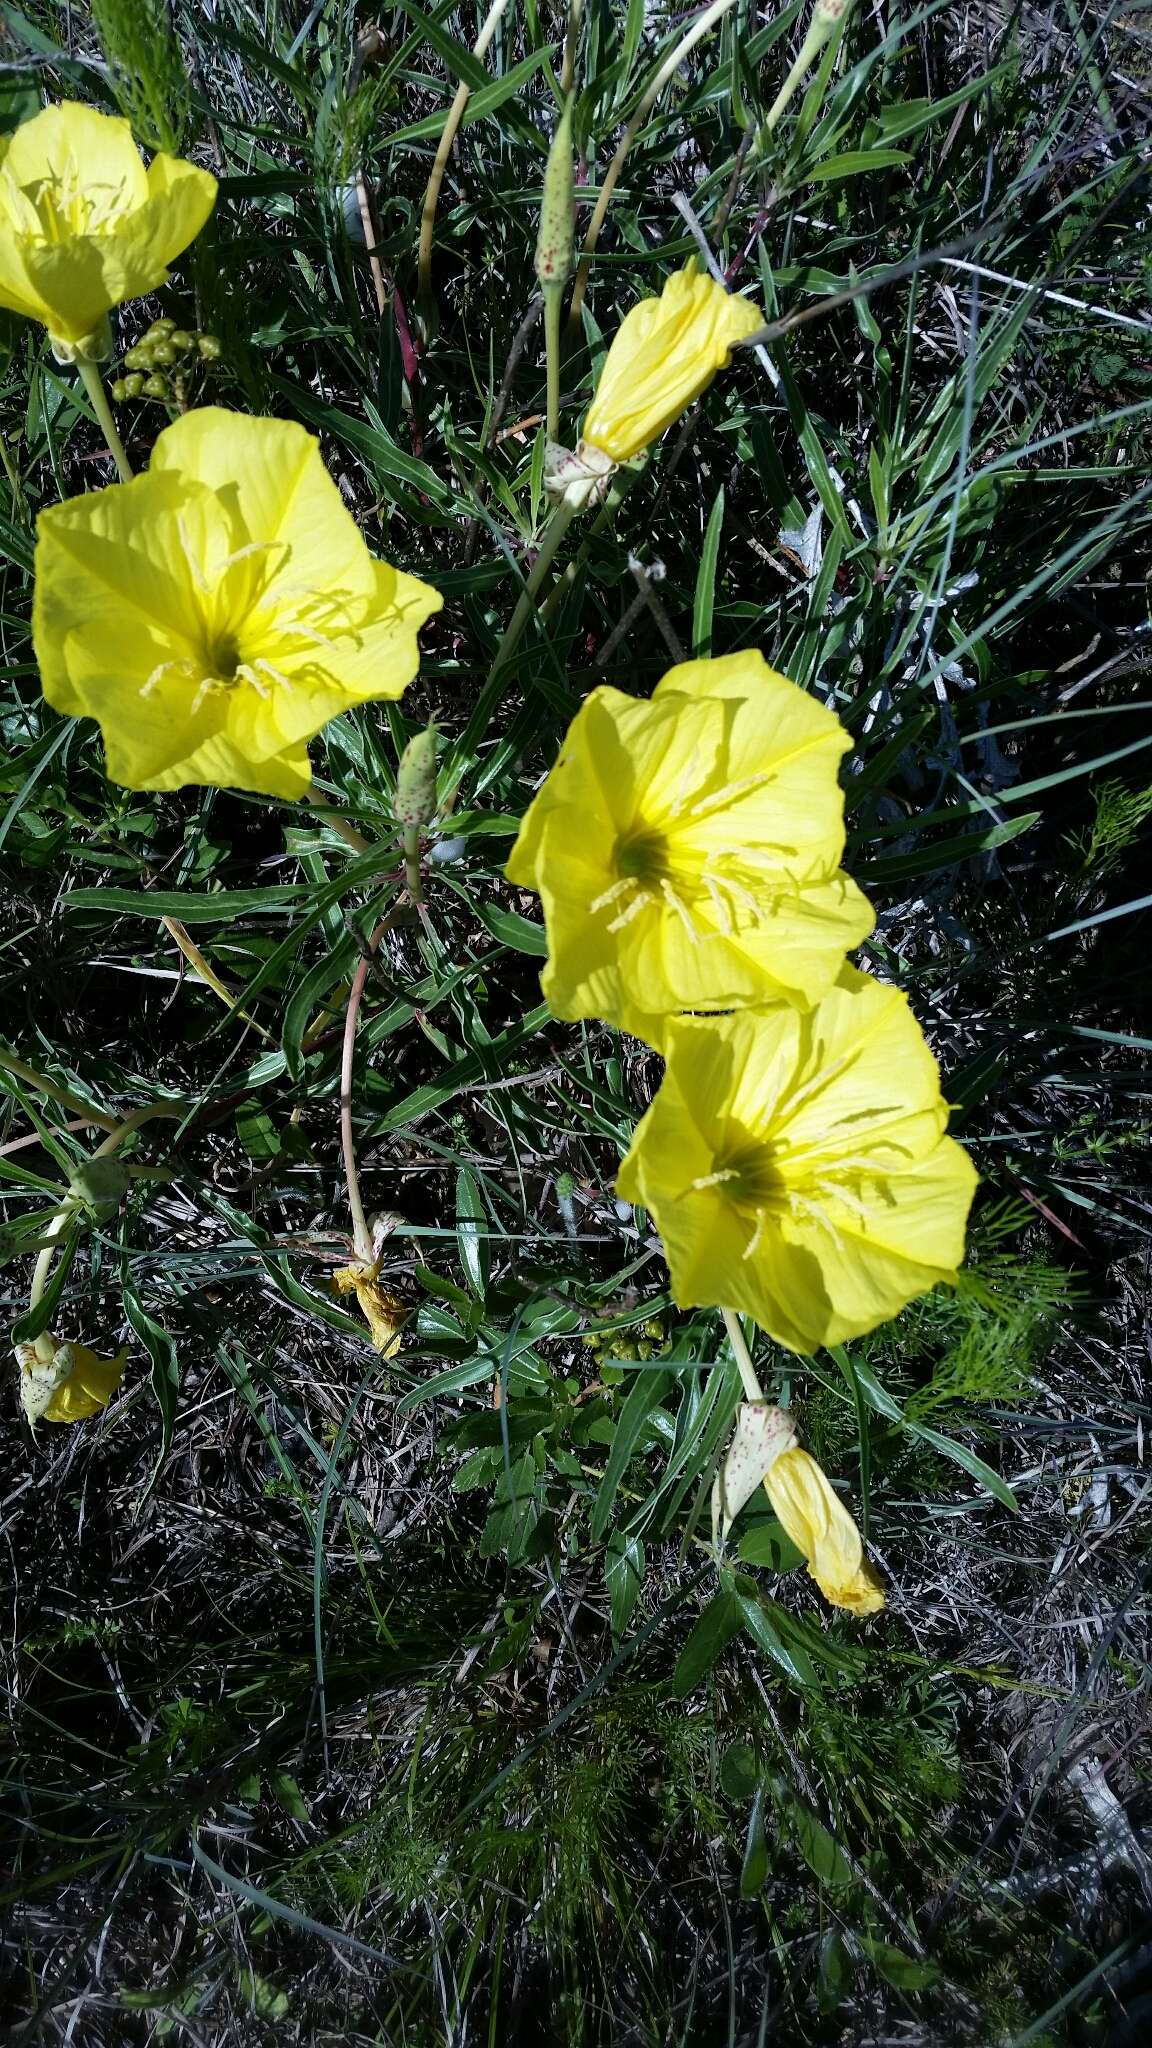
[75, 356, 133, 481]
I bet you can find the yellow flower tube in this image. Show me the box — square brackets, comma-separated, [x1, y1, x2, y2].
[617, 967, 978, 1353]
[33, 407, 442, 798]
[764, 1446, 884, 1615]
[580, 266, 763, 464]
[0, 101, 216, 352]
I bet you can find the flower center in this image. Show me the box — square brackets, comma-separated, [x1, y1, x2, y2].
[20, 171, 127, 244]
[614, 823, 670, 890]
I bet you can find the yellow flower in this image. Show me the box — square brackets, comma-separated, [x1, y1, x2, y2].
[764, 1446, 885, 1615]
[33, 407, 442, 797]
[332, 1259, 408, 1356]
[17, 1336, 127, 1427]
[0, 101, 216, 349]
[505, 653, 873, 1030]
[617, 968, 978, 1353]
[580, 266, 763, 464]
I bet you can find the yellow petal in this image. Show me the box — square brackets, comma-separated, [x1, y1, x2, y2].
[506, 668, 867, 1029]
[20, 1338, 128, 1426]
[0, 102, 214, 342]
[763, 1448, 884, 1615]
[582, 267, 763, 462]
[616, 992, 977, 1353]
[333, 1261, 408, 1356]
[33, 410, 441, 796]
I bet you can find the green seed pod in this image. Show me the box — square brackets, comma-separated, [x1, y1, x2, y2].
[142, 373, 170, 399]
[534, 96, 574, 289]
[122, 372, 145, 398]
[394, 722, 439, 826]
[123, 342, 153, 370]
[168, 329, 196, 352]
[108, 379, 129, 402]
[197, 333, 223, 361]
[151, 340, 178, 366]
[148, 317, 177, 339]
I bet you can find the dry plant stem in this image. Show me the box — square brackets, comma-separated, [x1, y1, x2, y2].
[417, 0, 514, 314]
[161, 916, 274, 1040]
[568, 0, 741, 328]
[75, 356, 133, 482]
[722, 1306, 766, 1404]
[0, 1045, 119, 1131]
[340, 915, 402, 1264]
[302, 788, 372, 854]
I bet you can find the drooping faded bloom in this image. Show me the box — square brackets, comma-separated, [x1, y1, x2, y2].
[764, 1445, 885, 1615]
[617, 969, 977, 1353]
[33, 408, 442, 797]
[17, 1336, 127, 1426]
[505, 653, 872, 1035]
[580, 266, 763, 464]
[0, 101, 216, 352]
[332, 1259, 408, 1356]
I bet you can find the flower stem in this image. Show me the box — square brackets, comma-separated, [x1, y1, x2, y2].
[302, 788, 372, 854]
[543, 281, 563, 440]
[0, 1044, 119, 1131]
[722, 1306, 766, 1404]
[417, 0, 514, 324]
[75, 356, 133, 482]
[568, 0, 741, 329]
[402, 822, 423, 905]
[487, 495, 580, 679]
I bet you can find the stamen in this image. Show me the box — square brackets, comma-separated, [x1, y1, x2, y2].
[248, 657, 295, 692]
[590, 878, 636, 916]
[177, 518, 213, 597]
[606, 893, 650, 933]
[660, 879, 700, 944]
[689, 1168, 739, 1191]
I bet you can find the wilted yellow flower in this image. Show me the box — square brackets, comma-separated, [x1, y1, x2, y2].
[0, 100, 216, 351]
[17, 1336, 127, 1427]
[333, 1259, 408, 1356]
[33, 407, 442, 797]
[617, 968, 978, 1353]
[506, 653, 872, 1031]
[580, 266, 763, 464]
[764, 1446, 884, 1615]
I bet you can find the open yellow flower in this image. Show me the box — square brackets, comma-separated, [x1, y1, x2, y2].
[580, 266, 763, 464]
[506, 653, 873, 1031]
[17, 1336, 127, 1427]
[332, 1258, 408, 1356]
[33, 407, 442, 797]
[617, 968, 977, 1353]
[0, 101, 216, 350]
[763, 1446, 885, 1615]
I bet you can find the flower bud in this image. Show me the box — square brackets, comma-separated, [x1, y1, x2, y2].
[394, 722, 439, 826]
[68, 1153, 130, 1222]
[197, 333, 222, 361]
[151, 339, 178, 365]
[168, 329, 196, 352]
[109, 379, 129, 402]
[122, 372, 145, 398]
[148, 317, 177, 339]
[142, 374, 170, 398]
[535, 97, 575, 290]
[123, 343, 153, 369]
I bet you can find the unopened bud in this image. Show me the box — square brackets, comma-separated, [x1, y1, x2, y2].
[394, 722, 439, 826]
[534, 97, 575, 289]
[68, 1154, 129, 1222]
[142, 374, 169, 399]
[123, 343, 153, 370]
[168, 329, 196, 352]
[197, 333, 222, 361]
[147, 318, 177, 340]
[122, 372, 145, 398]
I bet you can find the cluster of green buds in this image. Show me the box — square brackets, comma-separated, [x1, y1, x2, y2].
[584, 1316, 669, 1366]
[108, 317, 222, 404]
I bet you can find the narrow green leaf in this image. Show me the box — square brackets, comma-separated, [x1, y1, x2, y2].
[673, 1588, 743, 1697]
[692, 486, 725, 658]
